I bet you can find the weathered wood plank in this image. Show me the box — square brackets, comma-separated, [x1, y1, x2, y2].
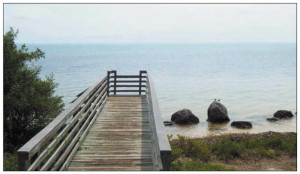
[68, 166, 153, 171]
[66, 96, 154, 171]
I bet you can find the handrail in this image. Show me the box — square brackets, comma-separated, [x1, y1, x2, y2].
[17, 75, 108, 171]
[146, 73, 171, 171]
[107, 70, 147, 96]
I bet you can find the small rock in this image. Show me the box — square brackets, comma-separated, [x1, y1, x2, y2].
[231, 121, 252, 129]
[207, 101, 230, 123]
[163, 121, 174, 126]
[171, 109, 199, 125]
[266, 117, 279, 122]
[273, 110, 293, 119]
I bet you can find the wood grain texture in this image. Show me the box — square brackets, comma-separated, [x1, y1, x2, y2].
[67, 96, 154, 171]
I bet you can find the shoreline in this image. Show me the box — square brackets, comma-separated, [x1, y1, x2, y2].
[165, 116, 296, 138]
[169, 130, 297, 139]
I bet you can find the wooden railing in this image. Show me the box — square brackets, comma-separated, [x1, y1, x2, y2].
[17, 76, 108, 171]
[107, 70, 147, 96]
[145, 73, 171, 171]
[17, 70, 171, 171]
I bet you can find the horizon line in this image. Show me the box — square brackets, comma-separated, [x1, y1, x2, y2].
[15, 41, 296, 45]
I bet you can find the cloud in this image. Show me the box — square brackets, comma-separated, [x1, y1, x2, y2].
[4, 4, 296, 43]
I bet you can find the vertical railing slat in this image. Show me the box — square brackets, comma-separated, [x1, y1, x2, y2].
[139, 71, 142, 95]
[113, 71, 117, 95]
[18, 152, 29, 171]
[107, 71, 110, 97]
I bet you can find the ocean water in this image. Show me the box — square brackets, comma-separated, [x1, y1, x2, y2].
[25, 43, 296, 137]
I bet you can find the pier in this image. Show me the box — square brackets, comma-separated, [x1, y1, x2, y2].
[17, 71, 171, 171]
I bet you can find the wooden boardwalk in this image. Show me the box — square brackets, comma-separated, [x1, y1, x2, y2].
[18, 71, 171, 171]
[67, 96, 154, 171]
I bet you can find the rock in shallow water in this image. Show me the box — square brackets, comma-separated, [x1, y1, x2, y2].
[171, 109, 199, 125]
[163, 121, 174, 126]
[266, 117, 279, 122]
[273, 110, 293, 119]
[231, 121, 252, 129]
[207, 101, 230, 123]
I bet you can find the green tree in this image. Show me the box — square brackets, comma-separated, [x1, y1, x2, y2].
[4, 28, 64, 153]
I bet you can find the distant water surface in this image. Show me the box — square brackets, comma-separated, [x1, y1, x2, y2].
[24, 43, 296, 137]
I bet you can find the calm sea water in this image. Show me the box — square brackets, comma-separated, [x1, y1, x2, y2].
[25, 43, 296, 137]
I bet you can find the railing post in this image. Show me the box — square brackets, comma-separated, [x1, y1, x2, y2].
[139, 71, 142, 95]
[107, 71, 110, 97]
[161, 151, 171, 171]
[113, 71, 117, 95]
[18, 152, 29, 171]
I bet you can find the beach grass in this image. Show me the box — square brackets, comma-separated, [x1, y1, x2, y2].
[169, 132, 297, 171]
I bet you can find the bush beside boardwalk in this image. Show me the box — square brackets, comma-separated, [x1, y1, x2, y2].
[168, 131, 296, 171]
[4, 28, 64, 170]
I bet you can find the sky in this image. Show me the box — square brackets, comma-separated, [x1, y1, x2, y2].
[4, 4, 296, 43]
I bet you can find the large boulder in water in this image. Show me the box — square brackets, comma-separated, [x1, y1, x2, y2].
[273, 110, 293, 119]
[207, 101, 230, 123]
[231, 121, 252, 129]
[171, 109, 199, 125]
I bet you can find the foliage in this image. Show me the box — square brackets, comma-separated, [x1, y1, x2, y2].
[171, 160, 234, 171]
[4, 28, 64, 153]
[169, 133, 296, 171]
[3, 153, 18, 171]
[185, 139, 211, 162]
[210, 138, 242, 161]
[170, 135, 211, 162]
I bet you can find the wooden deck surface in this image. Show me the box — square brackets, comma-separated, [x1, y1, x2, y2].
[67, 96, 154, 171]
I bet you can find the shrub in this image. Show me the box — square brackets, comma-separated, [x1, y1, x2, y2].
[177, 135, 186, 149]
[171, 160, 234, 171]
[184, 139, 211, 162]
[211, 138, 241, 161]
[171, 148, 184, 161]
[4, 28, 64, 153]
[4, 153, 18, 171]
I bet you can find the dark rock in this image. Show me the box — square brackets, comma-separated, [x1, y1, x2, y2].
[163, 121, 174, 126]
[207, 101, 230, 123]
[266, 117, 279, 122]
[273, 110, 293, 119]
[171, 109, 199, 125]
[231, 121, 252, 129]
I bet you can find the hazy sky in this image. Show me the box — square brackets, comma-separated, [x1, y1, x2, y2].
[4, 4, 296, 43]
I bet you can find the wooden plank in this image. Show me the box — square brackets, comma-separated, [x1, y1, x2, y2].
[109, 90, 146, 93]
[107, 97, 145, 100]
[59, 142, 80, 171]
[69, 160, 152, 166]
[110, 75, 147, 78]
[80, 143, 152, 147]
[73, 154, 152, 157]
[68, 166, 154, 171]
[109, 85, 146, 88]
[110, 80, 147, 83]
[66, 96, 153, 171]
[89, 129, 150, 132]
